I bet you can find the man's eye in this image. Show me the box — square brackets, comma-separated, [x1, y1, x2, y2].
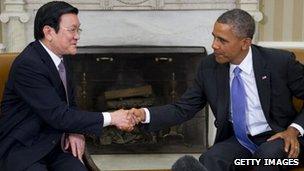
[219, 38, 227, 43]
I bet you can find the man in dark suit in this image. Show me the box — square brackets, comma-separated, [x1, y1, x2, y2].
[129, 9, 304, 171]
[0, 1, 135, 171]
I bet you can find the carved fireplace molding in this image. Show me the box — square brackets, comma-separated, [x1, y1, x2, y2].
[1, 0, 262, 13]
[23, 0, 259, 11]
[0, 0, 262, 52]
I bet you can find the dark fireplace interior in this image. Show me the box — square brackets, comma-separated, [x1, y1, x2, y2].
[65, 46, 208, 154]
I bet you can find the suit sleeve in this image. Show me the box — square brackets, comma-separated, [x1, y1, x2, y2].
[145, 60, 208, 131]
[12, 59, 103, 136]
[287, 53, 304, 129]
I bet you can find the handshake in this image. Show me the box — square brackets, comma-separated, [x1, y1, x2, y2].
[109, 108, 146, 132]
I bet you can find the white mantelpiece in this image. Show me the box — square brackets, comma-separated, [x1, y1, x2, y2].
[1, 0, 262, 53]
[25, 0, 236, 10]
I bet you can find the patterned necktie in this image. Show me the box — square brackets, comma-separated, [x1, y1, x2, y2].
[58, 60, 68, 151]
[231, 67, 257, 153]
[58, 60, 68, 103]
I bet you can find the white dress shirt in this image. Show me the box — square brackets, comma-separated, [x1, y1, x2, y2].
[144, 47, 303, 136]
[229, 47, 271, 136]
[40, 41, 111, 127]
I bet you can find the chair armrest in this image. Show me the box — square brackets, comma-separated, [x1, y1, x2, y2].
[83, 146, 100, 171]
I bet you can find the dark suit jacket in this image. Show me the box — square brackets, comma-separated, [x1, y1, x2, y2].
[145, 45, 304, 145]
[0, 40, 103, 170]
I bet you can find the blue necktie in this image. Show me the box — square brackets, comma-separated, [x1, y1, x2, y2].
[231, 67, 257, 153]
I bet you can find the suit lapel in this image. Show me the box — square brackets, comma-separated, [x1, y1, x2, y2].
[33, 40, 68, 101]
[252, 45, 271, 120]
[216, 62, 230, 123]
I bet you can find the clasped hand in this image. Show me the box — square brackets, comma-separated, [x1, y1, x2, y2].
[110, 108, 146, 132]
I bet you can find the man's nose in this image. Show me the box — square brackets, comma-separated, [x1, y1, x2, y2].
[74, 33, 80, 40]
[212, 40, 219, 50]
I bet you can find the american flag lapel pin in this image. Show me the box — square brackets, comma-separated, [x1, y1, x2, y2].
[262, 76, 267, 80]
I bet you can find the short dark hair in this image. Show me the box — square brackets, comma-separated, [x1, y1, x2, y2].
[172, 155, 208, 171]
[34, 1, 78, 40]
[216, 8, 255, 39]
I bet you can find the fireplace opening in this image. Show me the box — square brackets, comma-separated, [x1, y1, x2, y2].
[65, 46, 208, 154]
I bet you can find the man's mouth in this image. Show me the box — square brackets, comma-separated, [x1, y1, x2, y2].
[214, 52, 222, 57]
[71, 41, 78, 45]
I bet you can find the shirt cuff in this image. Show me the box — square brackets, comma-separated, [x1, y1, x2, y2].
[102, 112, 111, 127]
[142, 108, 150, 123]
[290, 123, 304, 136]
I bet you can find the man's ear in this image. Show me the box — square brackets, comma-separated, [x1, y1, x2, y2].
[241, 38, 252, 51]
[42, 25, 54, 42]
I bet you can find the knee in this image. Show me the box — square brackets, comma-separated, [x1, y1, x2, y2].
[199, 147, 222, 165]
[199, 149, 214, 164]
[173, 155, 207, 171]
[253, 139, 286, 158]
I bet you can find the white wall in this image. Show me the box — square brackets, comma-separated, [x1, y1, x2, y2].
[25, 10, 225, 54]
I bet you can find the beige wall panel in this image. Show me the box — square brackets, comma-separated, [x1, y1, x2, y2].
[303, 1, 304, 40]
[282, 0, 293, 41]
[0, 1, 2, 42]
[258, 1, 265, 41]
[260, 0, 275, 41]
[273, 0, 283, 41]
[259, 0, 304, 42]
[292, 0, 303, 41]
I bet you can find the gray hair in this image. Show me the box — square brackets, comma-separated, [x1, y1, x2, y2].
[217, 8, 255, 39]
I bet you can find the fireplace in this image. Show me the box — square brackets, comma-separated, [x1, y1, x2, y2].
[65, 46, 208, 154]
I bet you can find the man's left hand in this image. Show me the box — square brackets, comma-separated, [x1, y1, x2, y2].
[267, 126, 300, 158]
[65, 133, 85, 163]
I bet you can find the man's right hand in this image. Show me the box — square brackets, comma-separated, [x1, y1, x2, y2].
[110, 109, 135, 132]
[128, 108, 146, 124]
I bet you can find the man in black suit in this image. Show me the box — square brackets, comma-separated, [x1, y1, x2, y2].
[129, 9, 304, 171]
[0, 1, 135, 171]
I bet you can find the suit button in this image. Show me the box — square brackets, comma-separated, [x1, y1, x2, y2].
[52, 140, 56, 144]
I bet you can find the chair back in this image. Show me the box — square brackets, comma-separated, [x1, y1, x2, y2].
[289, 49, 304, 113]
[0, 53, 18, 102]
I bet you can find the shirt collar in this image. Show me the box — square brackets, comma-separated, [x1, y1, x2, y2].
[39, 40, 62, 70]
[230, 46, 253, 75]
